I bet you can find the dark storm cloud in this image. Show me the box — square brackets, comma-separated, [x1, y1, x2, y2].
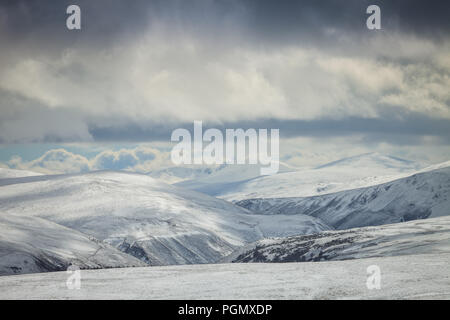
[88, 111, 450, 146]
[1, 0, 449, 47]
[0, 0, 449, 148]
[244, 0, 450, 43]
[0, 0, 248, 40]
[0, 0, 152, 49]
[0, 89, 91, 143]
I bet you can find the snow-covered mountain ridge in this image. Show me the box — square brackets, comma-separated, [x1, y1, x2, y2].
[1, 156, 448, 276]
[173, 153, 426, 201]
[227, 215, 450, 263]
[236, 164, 450, 229]
[0, 214, 146, 275]
[0, 170, 329, 272]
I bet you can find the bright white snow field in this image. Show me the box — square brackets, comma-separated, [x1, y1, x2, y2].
[1, 253, 449, 299]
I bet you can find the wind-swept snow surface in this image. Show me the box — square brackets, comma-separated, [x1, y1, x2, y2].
[0, 171, 329, 269]
[1, 253, 449, 299]
[0, 214, 146, 275]
[228, 216, 450, 263]
[237, 165, 450, 229]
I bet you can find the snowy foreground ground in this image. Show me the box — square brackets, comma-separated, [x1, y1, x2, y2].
[1, 253, 449, 299]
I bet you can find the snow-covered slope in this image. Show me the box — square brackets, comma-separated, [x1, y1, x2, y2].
[0, 214, 146, 276]
[151, 163, 279, 185]
[228, 216, 450, 263]
[1, 253, 449, 299]
[0, 171, 329, 267]
[172, 163, 294, 195]
[0, 168, 42, 179]
[315, 152, 421, 171]
[237, 165, 450, 229]
[148, 166, 221, 184]
[154, 163, 295, 185]
[177, 153, 424, 201]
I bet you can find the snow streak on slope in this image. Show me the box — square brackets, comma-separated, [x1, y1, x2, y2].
[175, 153, 424, 201]
[0, 214, 146, 275]
[0, 171, 330, 267]
[1, 253, 449, 299]
[228, 216, 450, 263]
[237, 165, 450, 230]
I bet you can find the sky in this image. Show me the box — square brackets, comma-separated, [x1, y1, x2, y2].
[0, 0, 449, 174]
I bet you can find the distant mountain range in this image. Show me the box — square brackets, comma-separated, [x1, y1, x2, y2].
[1, 153, 449, 276]
[163, 153, 426, 201]
[236, 164, 450, 229]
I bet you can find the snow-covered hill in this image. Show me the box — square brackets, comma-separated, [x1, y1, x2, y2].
[148, 166, 221, 184]
[150, 163, 286, 185]
[1, 252, 449, 299]
[168, 163, 294, 194]
[315, 152, 421, 171]
[153, 163, 295, 185]
[175, 153, 424, 201]
[0, 167, 42, 179]
[227, 216, 450, 263]
[0, 214, 146, 275]
[0, 171, 329, 268]
[236, 165, 450, 229]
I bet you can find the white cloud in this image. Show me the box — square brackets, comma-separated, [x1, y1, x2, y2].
[4, 137, 450, 176]
[8, 149, 90, 174]
[1, 31, 449, 144]
[7, 146, 170, 174]
[91, 147, 169, 172]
